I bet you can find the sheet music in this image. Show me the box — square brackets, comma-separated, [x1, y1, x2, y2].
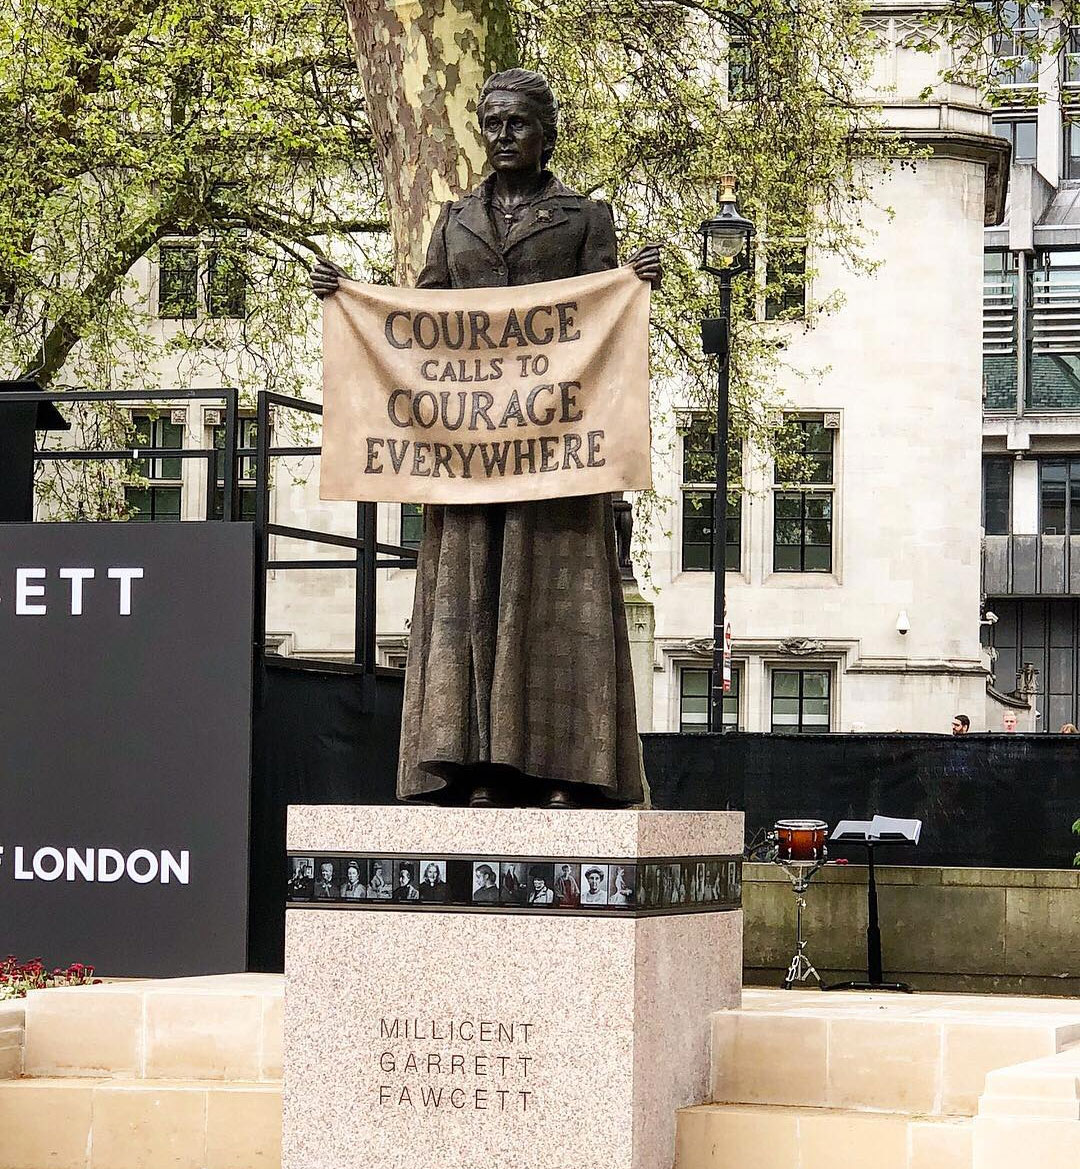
[830, 815, 921, 844]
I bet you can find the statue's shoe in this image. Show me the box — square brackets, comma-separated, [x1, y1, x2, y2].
[468, 785, 497, 808]
[544, 785, 577, 810]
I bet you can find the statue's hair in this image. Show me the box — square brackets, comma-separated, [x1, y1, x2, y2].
[478, 68, 559, 165]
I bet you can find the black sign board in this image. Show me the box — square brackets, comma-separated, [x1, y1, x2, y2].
[0, 522, 254, 976]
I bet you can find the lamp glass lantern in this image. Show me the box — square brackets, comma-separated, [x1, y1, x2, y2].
[698, 175, 755, 279]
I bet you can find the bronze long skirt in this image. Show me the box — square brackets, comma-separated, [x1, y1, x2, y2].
[397, 493, 646, 806]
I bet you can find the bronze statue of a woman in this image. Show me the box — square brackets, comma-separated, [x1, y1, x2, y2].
[313, 69, 660, 809]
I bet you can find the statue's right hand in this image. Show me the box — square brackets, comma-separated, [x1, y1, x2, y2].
[311, 258, 349, 299]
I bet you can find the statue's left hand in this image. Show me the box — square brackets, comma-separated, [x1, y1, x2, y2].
[627, 245, 662, 289]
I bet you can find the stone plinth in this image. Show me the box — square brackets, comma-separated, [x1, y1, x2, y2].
[283, 806, 743, 1169]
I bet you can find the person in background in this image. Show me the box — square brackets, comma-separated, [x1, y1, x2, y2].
[1061, 723, 1078, 734]
[951, 714, 970, 735]
[1002, 712, 1018, 733]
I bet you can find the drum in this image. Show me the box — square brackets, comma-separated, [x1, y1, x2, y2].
[775, 819, 828, 863]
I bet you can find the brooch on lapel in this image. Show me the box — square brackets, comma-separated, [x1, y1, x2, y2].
[536, 209, 552, 221]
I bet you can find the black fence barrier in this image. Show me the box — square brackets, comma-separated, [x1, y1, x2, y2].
[249, 672, 1080, 968]
[642, 732, 1080, 870]
[248, 658, 402, 970]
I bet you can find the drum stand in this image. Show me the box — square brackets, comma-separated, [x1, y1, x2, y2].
[774, 857, 827, 990]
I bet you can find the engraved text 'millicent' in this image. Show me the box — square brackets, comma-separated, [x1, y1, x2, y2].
[377, 1018, 535, 1113]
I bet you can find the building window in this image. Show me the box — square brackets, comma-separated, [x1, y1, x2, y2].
[992, 116, 1037, 165]
[400, 503, 423, 550]
[989, 3, 1040, 89]
[679, 666, 740, 733]
[680, 416, 741, 572]
[126, 413, 183, 522]
[1039, 458, 1080, 535]
[727, 33, 751, 101]
[1065, 119, 1080, 180]
[206, 246, 246, 319]
[983, 250, 1019, 412]
[773, 416, 833, 573]
[771, 669, 830, 733]
[1029, 250, 1080, 410]
[983, 457, 1012, 535]
[158, 237, 247, 320]
[1065, 25, 1080, 89]
[211, 417, 258, 521]
[158, 244, 198, 319]
[764, 245, 807, 320]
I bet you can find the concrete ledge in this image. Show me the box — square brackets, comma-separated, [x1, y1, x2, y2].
[22, 974, 282, 1081]
[744, 863, 1080, 991]
[711, 988, 1080, 1117]
[0, 1078, 281, 1169]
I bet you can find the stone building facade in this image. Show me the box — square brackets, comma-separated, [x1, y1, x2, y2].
[44, 1, 1026, 734]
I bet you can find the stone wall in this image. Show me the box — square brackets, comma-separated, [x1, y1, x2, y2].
[744, 862, 1080, 995]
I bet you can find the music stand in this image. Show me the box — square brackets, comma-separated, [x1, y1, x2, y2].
[822, 815, 921, 994]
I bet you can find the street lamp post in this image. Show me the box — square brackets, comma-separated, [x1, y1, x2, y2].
[698, 175, 754, 733]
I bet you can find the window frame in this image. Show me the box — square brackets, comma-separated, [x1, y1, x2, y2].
[210, 416, 259, 521]
[679, 414, 743, 573]
[992, 114, 1038, 165]
[982, 455, 1013, 535]
[678, 664, 741, 733]
[764, 243, 808, 321]
[770, 667, 832, 733]
[125, 411, 185, 523]
[399, 502, 424, 551]
[772, 414, 835, 575]
[157, 234, 248, 321]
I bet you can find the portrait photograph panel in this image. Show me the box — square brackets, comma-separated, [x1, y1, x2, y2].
[640, 862, 662, 907]
[525, 862, 556, 906]
[286, 856, 315, 901]
[665, 862, 686, 907]
[366, 858, 394, 900]
[500, 861, 529, 906]
[472, 861, 501, 904]
[339, 858, 367, 901]
[553, 862, 581, 908]
[579, 863, 609, 906]
[705, 860, 721, 903]
[607, 863, 636, 907]
[690, 860, 707, 904]
[313, 857, 340, 900]
[418, 859, 448, 903]
[392, 859, 421, 902]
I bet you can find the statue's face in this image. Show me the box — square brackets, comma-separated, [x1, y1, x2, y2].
[479, 91, 546, 174]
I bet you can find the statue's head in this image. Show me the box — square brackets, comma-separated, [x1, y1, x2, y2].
[477, 68, 559, 170]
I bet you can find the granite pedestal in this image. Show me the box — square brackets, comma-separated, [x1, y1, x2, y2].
[283, 806, 743, 1169]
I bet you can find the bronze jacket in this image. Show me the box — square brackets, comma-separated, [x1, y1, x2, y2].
[416, 172, 618, 290]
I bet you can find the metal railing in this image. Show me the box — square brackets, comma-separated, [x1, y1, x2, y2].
[4, 386, 420, 681]
[251, 392, 418, 680]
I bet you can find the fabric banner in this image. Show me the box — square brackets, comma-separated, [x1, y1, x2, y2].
[320, 266, 652, 504]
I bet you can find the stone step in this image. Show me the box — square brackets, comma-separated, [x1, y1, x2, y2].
[677, 1103, 972, 1169]
[0, 1001, 25, 1078]
[711, 988, 1080, 1116]
[21, 973, 282, 1082]
[0, 1076, 281, 1169]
